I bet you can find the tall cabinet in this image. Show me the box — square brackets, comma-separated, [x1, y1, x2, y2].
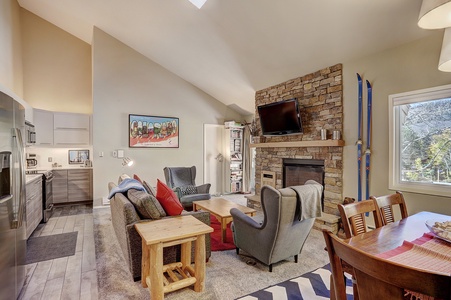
[225, 126, 244, 193]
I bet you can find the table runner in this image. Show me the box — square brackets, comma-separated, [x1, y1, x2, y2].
[377, 232, 451, 274]
[377, 233, 451, 300]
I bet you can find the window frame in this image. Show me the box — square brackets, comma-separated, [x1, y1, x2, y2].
[389, 84, 451, 197]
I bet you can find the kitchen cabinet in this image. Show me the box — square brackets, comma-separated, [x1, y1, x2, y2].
[53, 170, 68, 203]
[53, 169, 93, 204]
[32, 109, 91, 146]
[33, 109, 54, 145]
[26, 176, 42, 239]
[54, 113, 90, 145]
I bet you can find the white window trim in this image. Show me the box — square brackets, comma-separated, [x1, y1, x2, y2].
[389, 84, 451, 197]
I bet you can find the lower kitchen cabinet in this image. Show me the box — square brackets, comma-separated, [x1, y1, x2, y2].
[53, 169, 93, 204]
[26, 176, 42, 239]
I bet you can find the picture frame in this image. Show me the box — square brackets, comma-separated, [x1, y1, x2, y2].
[129, 114, 179, 148]
[68, 150, 90, 164]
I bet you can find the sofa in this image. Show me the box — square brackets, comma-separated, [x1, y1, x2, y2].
[108, 181, 211, 281]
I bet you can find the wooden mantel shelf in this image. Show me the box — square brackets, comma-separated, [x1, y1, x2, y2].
[250, 140, 345, 148]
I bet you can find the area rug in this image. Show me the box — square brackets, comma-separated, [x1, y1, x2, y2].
[26, 231, 78, 264]
[236, 264, 353, 300]
[94, 207, 330, 300]
[210, 215, 236, 251]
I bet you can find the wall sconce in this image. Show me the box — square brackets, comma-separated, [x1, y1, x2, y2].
[122, 157, 134, 167]
[418, 0, 451, 29]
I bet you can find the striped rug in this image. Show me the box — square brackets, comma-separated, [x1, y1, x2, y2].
[236, 264, 354, 300]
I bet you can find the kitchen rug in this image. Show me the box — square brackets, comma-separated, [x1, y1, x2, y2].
[26, 231, 78, 264]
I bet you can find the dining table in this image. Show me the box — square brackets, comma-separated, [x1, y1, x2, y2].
[344, 211, 451, 274]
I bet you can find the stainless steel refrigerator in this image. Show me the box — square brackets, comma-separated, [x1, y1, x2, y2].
[0, 90, 26, 299]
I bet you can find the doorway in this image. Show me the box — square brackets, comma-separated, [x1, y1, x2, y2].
[203, 124, 226, 196]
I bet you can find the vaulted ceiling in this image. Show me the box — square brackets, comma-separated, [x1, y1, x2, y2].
[18, 0, 431, 115]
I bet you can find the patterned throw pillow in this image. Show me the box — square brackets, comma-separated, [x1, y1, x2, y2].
[142, 180, 157, 197]
[179, 185, 198, 196]
[127, 189, 166, 220]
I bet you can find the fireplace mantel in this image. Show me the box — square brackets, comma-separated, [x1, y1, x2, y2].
[250, 140, 344, 148]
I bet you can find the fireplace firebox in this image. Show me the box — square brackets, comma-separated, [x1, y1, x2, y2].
[282, 158, 325, 210]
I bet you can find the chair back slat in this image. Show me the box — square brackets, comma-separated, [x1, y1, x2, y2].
[371, 191, 408, 226]
[338, 199, 383, 238]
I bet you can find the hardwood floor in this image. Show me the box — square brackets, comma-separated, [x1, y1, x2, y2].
[19, 205, 98, 300]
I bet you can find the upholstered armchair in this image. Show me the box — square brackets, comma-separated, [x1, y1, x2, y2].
[231, 183, 322, 271]
[163, 166, 211, 210]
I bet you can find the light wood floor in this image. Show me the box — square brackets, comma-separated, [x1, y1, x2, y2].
[19, 205, 98, 300]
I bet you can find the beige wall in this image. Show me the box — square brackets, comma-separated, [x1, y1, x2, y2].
[0, 0, 23, 96]
[92, 28, 243, 206]
[20, 9, 92, 114]
[342, 30, 451, 215]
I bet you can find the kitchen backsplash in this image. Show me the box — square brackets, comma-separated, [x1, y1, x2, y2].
[25, 147, 93, 170]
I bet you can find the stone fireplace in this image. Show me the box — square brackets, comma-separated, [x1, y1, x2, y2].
[253, 64, 343, 222]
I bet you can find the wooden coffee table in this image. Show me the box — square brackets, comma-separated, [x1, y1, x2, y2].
[193, 198, 256, 243]
[135, 215, 213, 300]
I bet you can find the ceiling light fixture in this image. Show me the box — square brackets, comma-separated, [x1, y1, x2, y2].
[418, 0, 451, 29]
[188, 0, 207, 9]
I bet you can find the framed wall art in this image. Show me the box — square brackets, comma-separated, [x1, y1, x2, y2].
[129, 114, 179, 148]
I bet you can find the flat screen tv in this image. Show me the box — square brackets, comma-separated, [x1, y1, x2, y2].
[257, 99, 303, 136]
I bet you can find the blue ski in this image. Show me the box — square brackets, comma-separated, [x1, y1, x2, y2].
[365, 80, 372, 200]
[357, 74, 363, 202]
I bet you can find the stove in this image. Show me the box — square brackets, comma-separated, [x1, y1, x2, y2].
[26, 170, 54, 222]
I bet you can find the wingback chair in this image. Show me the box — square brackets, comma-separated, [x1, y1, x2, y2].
[163, 166, 211, 210]
[231, 183, 322, 271]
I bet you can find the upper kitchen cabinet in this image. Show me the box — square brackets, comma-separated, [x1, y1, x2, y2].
[33, 109, 54, 145]
[33, 109, 91, 146]
[54, 112, 90, 145]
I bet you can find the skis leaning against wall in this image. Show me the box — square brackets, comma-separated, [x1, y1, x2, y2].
[356, 73, 363, 202]
[365, 80, 372, 200]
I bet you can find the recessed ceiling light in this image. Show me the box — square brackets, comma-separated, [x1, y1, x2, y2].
[188, 0, 207, 9]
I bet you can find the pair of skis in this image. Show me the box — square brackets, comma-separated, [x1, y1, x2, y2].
[356, 73, 372, 202]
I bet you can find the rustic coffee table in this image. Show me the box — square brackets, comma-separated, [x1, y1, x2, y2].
[193, 198, 256, 243]
[135, 215, 213, 300]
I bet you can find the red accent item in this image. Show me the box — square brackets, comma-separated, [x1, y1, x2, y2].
[133, 174, 143, 183]
[209, 215, 236, 251]
[155, 179, 183, 216]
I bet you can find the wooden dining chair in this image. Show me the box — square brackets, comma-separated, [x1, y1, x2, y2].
[322, 230, 451, 300]
[371, 191, 408, 225]
[338, 199, 383, 238]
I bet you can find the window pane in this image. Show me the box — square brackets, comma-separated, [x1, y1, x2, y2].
[399, 98, 451, 185]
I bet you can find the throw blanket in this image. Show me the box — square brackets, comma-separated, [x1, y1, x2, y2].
[108, 178, 146, 199]
[290, 180, 323, 221]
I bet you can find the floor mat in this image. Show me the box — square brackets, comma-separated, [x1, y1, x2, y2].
[26, 231, 78, 264]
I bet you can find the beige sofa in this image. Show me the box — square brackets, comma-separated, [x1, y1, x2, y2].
[108, 182, 211, 281]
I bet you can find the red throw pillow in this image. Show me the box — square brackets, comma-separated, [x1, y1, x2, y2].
[133, 174, 143, 183]
[155, 179, 183, 216]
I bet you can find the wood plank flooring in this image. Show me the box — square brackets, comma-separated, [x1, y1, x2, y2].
[19, 205, 98, 300]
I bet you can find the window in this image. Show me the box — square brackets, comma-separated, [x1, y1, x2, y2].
[389, 84, 451, 197]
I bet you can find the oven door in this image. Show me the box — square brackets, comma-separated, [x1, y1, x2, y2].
[43, 175, 53, 222]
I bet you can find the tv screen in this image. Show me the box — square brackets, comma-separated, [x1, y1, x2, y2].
[257, 99, 303, 136]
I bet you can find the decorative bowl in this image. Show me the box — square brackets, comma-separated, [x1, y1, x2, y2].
[425, 219, 451, 243]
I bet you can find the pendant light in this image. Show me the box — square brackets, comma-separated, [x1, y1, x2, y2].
[418, 0, 451, 29]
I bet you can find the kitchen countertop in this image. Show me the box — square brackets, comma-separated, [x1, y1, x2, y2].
[25, 174, 43, 184]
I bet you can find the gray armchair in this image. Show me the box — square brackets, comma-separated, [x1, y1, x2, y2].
[163, 166, 211, 210]
[231, 184, 322, 271]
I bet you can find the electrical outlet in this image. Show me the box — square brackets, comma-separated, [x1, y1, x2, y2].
[48, 157, 52, 162]
[99, 151, 104, 157]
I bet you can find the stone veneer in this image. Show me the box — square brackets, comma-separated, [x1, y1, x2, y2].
[254, 64, 343, 215]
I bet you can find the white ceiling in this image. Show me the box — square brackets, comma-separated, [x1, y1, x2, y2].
[18, 0, 431, 115]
